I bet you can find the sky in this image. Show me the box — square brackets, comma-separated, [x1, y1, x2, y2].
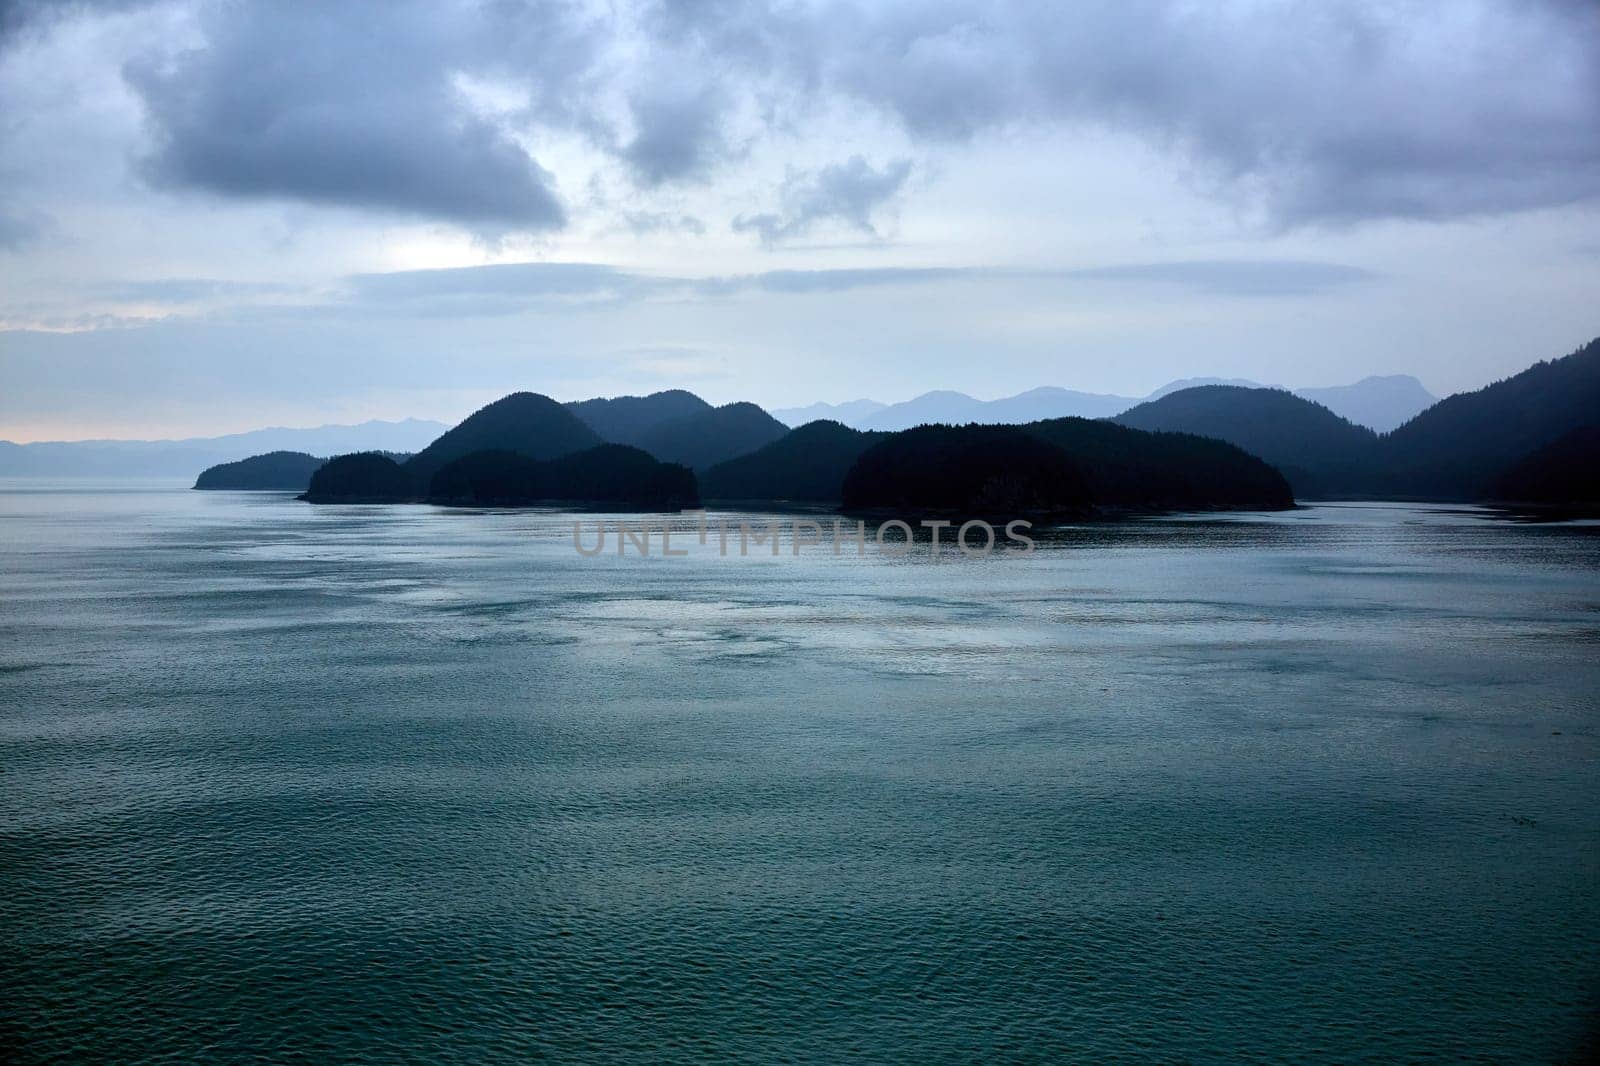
[1, 0, 1598, 441]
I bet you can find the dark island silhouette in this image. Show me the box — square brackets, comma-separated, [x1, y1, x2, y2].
[301, 452, 415, 502]
[427, 445, 697, 509]
[193, 450, 326, 490]
[1024, 417, 1295, 510]
[841, 425, 1093, 516]
[700, 416, 1294, 513]
[839, 421, 1294, 515]
[202, 332, 1595, 515]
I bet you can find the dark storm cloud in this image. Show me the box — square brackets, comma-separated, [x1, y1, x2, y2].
[123, 1, 575, 230]
[733, 156, 913, 245]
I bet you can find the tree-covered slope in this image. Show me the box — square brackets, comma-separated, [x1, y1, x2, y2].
[1112, 386, 1382, 497]
[1024, 418, 1293, 510]
[635, 402, 789, 471]
[426, 445, 698, 509]
[1489, 426, 1600, 506]
[300, 453, 415, 502]
[701, 420, 887, 502]
[1386, 337, 1600, 498]
[566, 390, 713, 446]
[841, 425, 1092, 515]
[404, 392, 601, 486]
[194, 451, 325, 490]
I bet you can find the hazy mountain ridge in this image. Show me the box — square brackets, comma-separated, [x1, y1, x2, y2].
[768, 399, 887, 427]
[774, 374, 1436, 434]
[1295, 375, 1438, 433]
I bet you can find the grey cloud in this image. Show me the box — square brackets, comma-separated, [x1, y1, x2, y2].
[820, 1, 1600, 224]
[733, 156, 913, 245]
[662, 0, 1600, 225]
[620, 79, 728, 185]
[0, 0, 154, 44]
[124, 1, 570, 231]
[27, 0, 1592, 233]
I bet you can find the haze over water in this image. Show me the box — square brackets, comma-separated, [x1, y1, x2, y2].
[3, 484, 1598, 1062]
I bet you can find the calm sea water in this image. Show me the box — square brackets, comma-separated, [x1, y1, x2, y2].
[2, 483, 1597, 1063]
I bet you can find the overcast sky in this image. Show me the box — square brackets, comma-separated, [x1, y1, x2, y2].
[1, 0, 1597, 440]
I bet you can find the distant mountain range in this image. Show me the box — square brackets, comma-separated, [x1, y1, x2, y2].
[0, 419, 447, 478]
[772, 374, 1438, 434]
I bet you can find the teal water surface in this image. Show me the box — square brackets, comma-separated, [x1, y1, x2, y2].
[2, 484, 1598, 1062]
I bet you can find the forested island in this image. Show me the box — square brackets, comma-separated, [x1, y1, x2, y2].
[194, 451, 325, 490]
[299, 394, 698, 508]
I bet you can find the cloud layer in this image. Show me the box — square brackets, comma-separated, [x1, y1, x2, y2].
[6, 0, 1596, 236]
